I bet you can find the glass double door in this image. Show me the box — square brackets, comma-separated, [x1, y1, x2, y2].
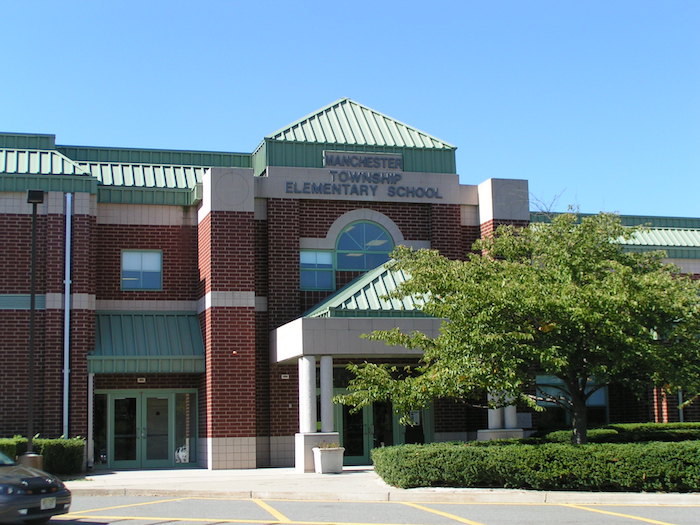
[99, 390, 197, 469]
[334, 394, 433, 465]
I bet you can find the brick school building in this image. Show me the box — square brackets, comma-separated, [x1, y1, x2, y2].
[1, 98, 698, 470]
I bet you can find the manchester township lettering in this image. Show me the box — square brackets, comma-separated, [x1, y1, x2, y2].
[324, 153, 403, 170]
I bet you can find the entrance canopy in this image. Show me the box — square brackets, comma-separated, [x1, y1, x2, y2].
[90, 312, 205, 373]
[271, 263, 441, 364]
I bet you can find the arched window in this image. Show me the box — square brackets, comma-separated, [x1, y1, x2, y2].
[336, 221, 394, 271]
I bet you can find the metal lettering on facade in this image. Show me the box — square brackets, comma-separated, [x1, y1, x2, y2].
[283, 151, 444, 200]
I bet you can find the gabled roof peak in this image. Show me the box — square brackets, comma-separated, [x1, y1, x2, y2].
[267, 98, 455, 150]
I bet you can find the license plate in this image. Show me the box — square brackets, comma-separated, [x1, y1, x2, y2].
[40, 497, 56, 510]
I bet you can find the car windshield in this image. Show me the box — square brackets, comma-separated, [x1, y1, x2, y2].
[0, 451, 15, 466]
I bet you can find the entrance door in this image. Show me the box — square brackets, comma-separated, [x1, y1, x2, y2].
[111, 392, 172, 468]
[99, 390, 197, 469]
[334, 395, 433, 465]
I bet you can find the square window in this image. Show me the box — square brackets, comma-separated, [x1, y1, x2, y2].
[121, 251, 162, 290]
[300, 251, 334, 291]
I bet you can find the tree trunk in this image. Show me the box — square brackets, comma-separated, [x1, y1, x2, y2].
[570, 389, 588, 444]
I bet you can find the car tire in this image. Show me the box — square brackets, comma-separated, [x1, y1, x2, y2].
[24, 518, 51, 525]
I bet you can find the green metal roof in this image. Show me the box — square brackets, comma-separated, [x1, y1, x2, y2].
[530, 212, 700, 259]
[623, 228, 700, 249]
[59, 144, 251, 168]
[1, 148, 90, 176]
[266, 98, 456, 149]
[89, 312, 205, 374]
[304, 262, 428, 318]
[81, 162, 206, 190]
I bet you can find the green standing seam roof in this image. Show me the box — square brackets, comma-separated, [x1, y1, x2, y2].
[81, 162, 207, 190]
[1, 148, 91, 176]
[304, 262, 429, 318]
[267, 98, 456, 149]
[89, 312, 205, 374]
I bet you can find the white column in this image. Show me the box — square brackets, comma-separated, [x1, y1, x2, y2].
[487, 393, 504, 429]
[298, 356, 317, 433]
[320, 356, 334, 433]
[504, 404, 518, 429]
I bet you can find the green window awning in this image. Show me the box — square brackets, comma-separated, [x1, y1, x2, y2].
[89, 312, 205, 374]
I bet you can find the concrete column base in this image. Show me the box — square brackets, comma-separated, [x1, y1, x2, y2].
[476, 428, 525, 441]
[295, 432, 340, 473]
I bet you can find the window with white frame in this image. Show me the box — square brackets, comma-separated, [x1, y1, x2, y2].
[121, 250, 162, 290]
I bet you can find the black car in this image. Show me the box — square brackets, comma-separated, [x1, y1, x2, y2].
[0, 452, 71, 524]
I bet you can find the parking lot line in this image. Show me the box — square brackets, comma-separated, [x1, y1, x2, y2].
[400, 502, 486, 525]
[68, 496, 192, 514]
[561, 504, 679, 525]
[253, 498, 292, 522]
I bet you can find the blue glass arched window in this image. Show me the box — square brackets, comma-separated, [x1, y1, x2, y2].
[336, 221, 394, 271]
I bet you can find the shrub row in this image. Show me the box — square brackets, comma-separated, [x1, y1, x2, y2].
[0, 436, 85, 475]
[543, 423, 700, 444]
[371, 441, 700, 491]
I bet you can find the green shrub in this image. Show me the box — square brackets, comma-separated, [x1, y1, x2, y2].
[372, 441, 700, 491]
[33, 438, 85, 475]
[543, 428, 622, 443]
[0, 437, 20, 458]
[542, 424, 700, 444]
[0, 436, 84, 475]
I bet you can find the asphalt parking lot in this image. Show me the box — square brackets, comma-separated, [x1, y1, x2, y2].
[55, 495, 700, 525]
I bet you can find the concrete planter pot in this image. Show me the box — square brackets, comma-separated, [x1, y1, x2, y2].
[311, 446, 345, 474]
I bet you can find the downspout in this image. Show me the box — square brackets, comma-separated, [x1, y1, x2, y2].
[678, 389, 685, 423]
[62, 193, 73, 437]
[87, 373, 94, 468]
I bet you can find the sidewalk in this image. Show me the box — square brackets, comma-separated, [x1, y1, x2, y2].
[64, 466, 700, 505]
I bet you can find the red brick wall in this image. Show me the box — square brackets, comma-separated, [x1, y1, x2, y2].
[0, 205, 96, 439]
[298, 200, 430, 241]
[96, 224, 198, 300]
[269, 364, 299, 436]
[267, 199, 301, 329]
[0, 214, 47, 292]
[198, 209, 257, 438]
[430, 204, 465, 259]
[200, 307, 256, 437]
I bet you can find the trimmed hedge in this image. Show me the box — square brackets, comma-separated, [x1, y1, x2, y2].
[0, 436, 84, 475]
[371, 441, 700, 491]
[544, 423, 700, 444]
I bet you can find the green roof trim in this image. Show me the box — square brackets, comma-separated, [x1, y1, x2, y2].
[58, 145, 251, 168]
[255, 140, 457, 176]
[90, 311, 205, 374]
[531, 212, 700, 229]
[304, 262, 428, 318]
[0, 174, 98, 194]
[97, 186, 199, 206]
[267, 98, 455, 149]
[0, 133, 56, 150]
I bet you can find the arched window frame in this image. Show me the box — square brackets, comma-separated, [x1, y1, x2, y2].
[335, 220, 395, 272]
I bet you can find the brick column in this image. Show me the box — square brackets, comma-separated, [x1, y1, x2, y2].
[198, 168, 257, 469]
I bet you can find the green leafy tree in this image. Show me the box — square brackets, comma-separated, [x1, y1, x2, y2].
[336, 213, 700, 444]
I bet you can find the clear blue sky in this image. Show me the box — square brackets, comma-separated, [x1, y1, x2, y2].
[2, 1, 698, 217]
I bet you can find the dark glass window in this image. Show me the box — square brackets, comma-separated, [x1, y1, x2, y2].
[336, 222, 394, 271]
